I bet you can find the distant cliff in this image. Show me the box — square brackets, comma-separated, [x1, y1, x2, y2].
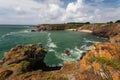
[35, 22, 90, 31]
[79, 23, 120, 38]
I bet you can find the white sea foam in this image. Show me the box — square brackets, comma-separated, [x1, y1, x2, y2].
[83, 38, 95, 43]
[55, 46, 84, 63]
[24, 26, 30, 28]
[80, 44, 92, 51]
[46, 33, 57, 49]
[1, 32, 17, 39]
[23, 30, 30, 33]
[0, 29, 31, 41]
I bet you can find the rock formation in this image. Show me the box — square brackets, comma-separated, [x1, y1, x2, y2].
[0, 44, 61, 80]
[79, 23, 120, 38]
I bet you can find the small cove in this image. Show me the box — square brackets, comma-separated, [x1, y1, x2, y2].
[0, 25, 108, 66]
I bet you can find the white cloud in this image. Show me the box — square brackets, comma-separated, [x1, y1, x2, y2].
[0, 0, 120, 24]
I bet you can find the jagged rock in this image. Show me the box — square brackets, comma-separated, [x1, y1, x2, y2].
[110, 35, 120, 50]
[0, 69, 13, 79]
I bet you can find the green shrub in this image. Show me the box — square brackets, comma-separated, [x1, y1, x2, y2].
[20, 61, 31, 73]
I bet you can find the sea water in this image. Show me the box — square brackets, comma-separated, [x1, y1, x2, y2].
[0, 25, 107, 67]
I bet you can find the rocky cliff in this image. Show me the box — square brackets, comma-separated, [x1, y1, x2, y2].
[0, 43, 119, 80]
[79, 23, 120, 38]
[35, 23, 86, 31]
[0, 44, 61, 80]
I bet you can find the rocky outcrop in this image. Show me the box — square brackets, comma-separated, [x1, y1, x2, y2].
[110, 35, 120, 49]
[0, 44, 48, 79]
[36, 24, 66, 31]
[92, 23, 120, 38]
[35, 23, 85, 31]
[79, 23, 120, 38]
[0, 43, 119, 80]
[59, 42, 120, 80]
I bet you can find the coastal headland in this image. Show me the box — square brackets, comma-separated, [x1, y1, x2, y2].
[0, 20, 120, 80]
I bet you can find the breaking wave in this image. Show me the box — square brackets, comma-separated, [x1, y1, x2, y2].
[83, 38, 95, 43]
[55, 45, 91, 64]
[46, 33, 57, 52]
[0, 29, 31, 41]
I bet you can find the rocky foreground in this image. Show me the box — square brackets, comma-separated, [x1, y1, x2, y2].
[0, 42, 120, 80]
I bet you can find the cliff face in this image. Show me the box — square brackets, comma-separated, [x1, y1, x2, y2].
[36, 24, 66, 31]
[110, 35, 120, 49]
[35, 23, 85, 31]
[79, 23, 120, 38]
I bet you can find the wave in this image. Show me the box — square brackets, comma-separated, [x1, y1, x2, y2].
[80, 44, 92, 51]
[0, 29, 31, 41]
[55, 47, 83, 63]
[23, 26, 31, 28]
[83, 38, 95, 43]
[54, 43, 92, 64]
[46, 33, 57, 50]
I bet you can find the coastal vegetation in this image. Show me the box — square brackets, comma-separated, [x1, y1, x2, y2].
[35, 22, 90, 31]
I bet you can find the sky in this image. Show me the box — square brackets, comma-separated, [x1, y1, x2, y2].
[0, 0, 120, 24]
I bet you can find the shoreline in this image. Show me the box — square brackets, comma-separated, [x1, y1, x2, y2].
[65, 28, 93, 34]
[65, 29, 77, 31]
[78, 29, 93, 33]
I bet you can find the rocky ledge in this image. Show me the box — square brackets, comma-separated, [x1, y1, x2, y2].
[0, 43, 119, 80]
[0, 44, 61, 80]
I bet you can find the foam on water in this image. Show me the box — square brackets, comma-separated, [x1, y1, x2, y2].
[45, 33, 93, 67]
[80, 44, 92, 51]
[46, 33, 57, 50]
[56, 47, 82, 62]
[83, 38, 95, 43]
[54, 43, 92, 65]
[24, 26, 30, 28]
[0, 29, 31, 40]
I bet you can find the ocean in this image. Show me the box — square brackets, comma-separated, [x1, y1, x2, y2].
[0, 25, 107, 67]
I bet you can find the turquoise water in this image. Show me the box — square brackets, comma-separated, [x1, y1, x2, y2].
[0, 25, 107, 67]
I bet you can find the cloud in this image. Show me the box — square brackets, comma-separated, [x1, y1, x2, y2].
[0, 0, 119, 24]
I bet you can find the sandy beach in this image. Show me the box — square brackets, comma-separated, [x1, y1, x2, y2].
[65, 29, 77, 31]
[78, 29, 93, 33]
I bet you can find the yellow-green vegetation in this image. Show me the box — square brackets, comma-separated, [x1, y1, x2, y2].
[79, 23, 105, 30]
[20, 61, 31, 73]
[36, 23, 90, 31]
[90, 57, 120, 69]
[6, 63, 16, 68]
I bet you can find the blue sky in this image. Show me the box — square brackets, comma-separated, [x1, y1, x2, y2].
[0, 0, 120, 24]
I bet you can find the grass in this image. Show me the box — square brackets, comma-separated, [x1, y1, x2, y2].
[89, 57, 120, 69]
[6, 63, 16, 68]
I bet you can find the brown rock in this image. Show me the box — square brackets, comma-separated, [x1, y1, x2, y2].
[0, 70, 13, 79]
